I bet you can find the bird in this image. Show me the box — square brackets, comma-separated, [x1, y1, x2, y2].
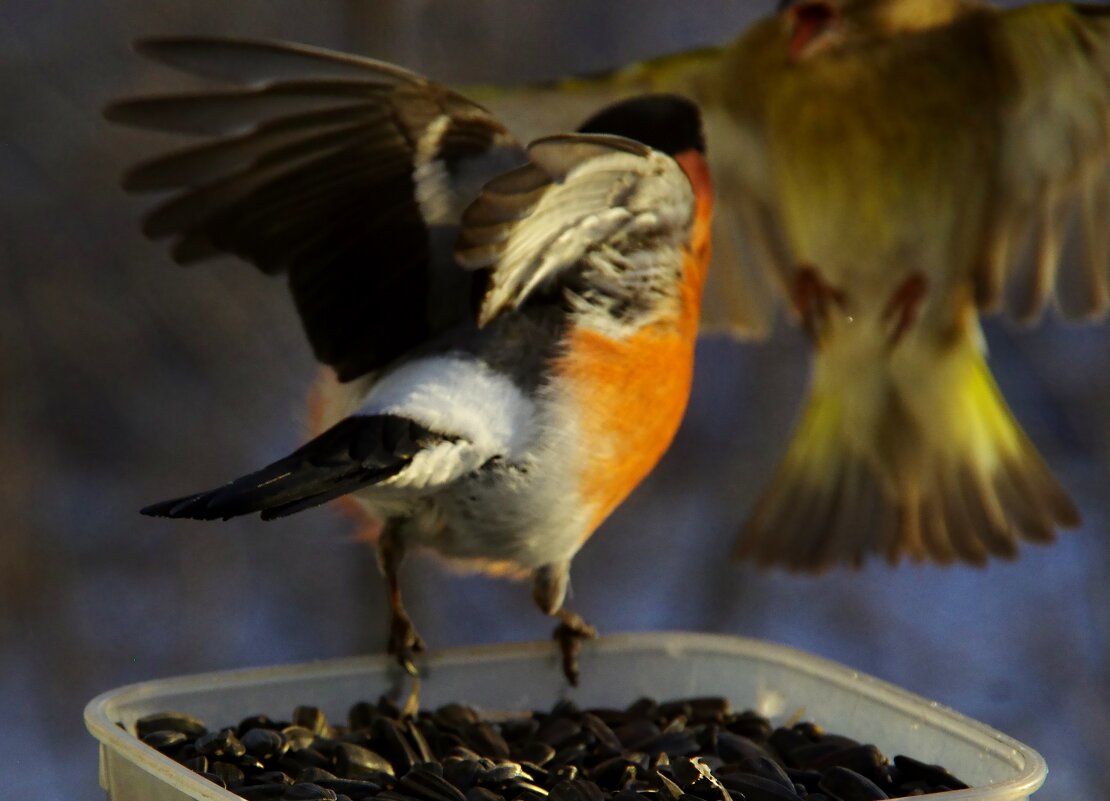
[478, 0, 1110, 570]
[106, 37, 714, 684]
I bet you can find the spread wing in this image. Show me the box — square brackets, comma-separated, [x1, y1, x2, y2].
[106, 36, 527, 381]
[976, 4, 1110, 323]
[454, 134, 697, 327]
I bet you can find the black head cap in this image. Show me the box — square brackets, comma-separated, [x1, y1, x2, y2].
[577, 94, 705, 156]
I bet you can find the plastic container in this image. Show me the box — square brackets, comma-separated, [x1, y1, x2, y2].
[85, 632, 1046, 801]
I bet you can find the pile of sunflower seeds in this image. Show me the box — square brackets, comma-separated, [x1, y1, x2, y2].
[135, 696, 968, 801]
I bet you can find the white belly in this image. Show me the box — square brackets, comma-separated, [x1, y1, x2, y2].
[307, 354, 590, 571]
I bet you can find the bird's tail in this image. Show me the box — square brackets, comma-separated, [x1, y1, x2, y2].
[734, 338, 1080, 569]
[142, 416, 443, 522]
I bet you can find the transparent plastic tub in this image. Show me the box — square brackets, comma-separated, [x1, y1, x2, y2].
[84, 632, 1046, 801]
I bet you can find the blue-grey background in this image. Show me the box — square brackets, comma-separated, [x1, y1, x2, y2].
[2, 2, 1107, 799]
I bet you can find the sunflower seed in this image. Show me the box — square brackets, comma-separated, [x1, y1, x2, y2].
[136, 711, 208, 739]
[284, 783, 339, 801]
[142, 730, 187, 752]
[818, 767, 889, 801]
[335, 742, 395, 779]
[243, 728, 289, 761]
[891, 756, 969, 792]
[197, 728, 247, 759]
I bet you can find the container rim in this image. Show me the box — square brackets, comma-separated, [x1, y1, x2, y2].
[84, 631, 1047, 801]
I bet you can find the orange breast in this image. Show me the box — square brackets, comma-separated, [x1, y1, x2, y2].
[556, 321, 697, 537]
[557, 156, 713, 537]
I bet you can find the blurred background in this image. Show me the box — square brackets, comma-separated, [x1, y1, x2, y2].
[2, 1, 1108, 799]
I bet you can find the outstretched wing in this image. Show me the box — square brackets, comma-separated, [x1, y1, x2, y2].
[455, 134, 697, 327]
[106, 36, 527, 380]
[975, 4, 1110, 323]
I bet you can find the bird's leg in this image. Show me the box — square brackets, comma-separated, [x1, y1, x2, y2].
[533, 562, 597, 686]
[376, 525, 424, 678]
[883, 271, 928, 347]
[791, 265, 848, 344]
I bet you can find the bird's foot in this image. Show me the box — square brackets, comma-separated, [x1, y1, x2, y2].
[792, 265, 849, 344]
[400, 674, 421, 720]
[387, 607, 425, 678]
[883, 271, 928, 347]
[552, 610, 597, 687]
[378, 525, 423, 678]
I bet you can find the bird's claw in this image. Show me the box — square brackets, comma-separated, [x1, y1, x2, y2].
[792, 266, 849, 345]
[553, 612, 597, 687]
[388, 609, 425, 678]
[883, 271, 928, 347]
[400, 674, 421, 720]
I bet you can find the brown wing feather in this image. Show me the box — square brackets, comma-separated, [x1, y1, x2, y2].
[107, 36, 526, 381]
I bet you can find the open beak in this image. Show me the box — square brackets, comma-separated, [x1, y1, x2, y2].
[785, 0, 841, 61]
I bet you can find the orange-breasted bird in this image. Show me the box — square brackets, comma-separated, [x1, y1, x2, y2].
[479, 0, 1110, 570]
[107, 37, 713, 683]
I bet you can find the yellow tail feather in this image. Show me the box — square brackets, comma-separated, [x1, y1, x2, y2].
[735, 341, 1079, 570]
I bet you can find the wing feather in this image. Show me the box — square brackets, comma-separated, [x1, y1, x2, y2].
[121, 106, 375, 190]
[983, 4, 1110, 322]
[105, 82, 385, 135]
[133, 35, 419, 85]
[107, 36, 527, 381]
[455, 134, 696, 327]
[696, 108, 792, 338]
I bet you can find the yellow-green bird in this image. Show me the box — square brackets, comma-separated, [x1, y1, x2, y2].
[483, 0, 1110, 569]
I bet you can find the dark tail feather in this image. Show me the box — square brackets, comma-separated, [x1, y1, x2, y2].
[140, 464, 376, 521]
[142, 415, 444, 522]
